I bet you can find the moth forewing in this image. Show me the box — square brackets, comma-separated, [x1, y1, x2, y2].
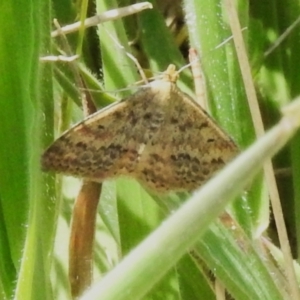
[42, 65, 238, 193]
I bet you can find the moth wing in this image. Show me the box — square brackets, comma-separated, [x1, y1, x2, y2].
[42, 87, 168, 181]
[135, 84, 239, 192]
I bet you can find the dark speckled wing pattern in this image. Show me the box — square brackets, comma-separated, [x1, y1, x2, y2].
[42, 66, 238, 193]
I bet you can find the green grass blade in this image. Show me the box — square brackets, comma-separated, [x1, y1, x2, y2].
[0, 1, 60, 299]
[183, 0, 268, 236]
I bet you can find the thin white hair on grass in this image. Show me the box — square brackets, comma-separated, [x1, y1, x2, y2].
[264, 15, 300, 57]
[214, 27, 247, 50]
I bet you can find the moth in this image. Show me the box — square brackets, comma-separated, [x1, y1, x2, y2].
[42, 65, 238, 193]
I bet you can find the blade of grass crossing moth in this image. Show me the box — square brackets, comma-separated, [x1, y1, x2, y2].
[81, 100, 300, 300]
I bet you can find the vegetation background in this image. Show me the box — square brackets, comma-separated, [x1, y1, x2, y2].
[0, 0, 300, 299]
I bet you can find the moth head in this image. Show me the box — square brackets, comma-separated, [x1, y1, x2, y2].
[162, 64, 179, 83]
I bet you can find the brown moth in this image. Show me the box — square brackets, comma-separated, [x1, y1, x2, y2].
[42, 65, 238, 193]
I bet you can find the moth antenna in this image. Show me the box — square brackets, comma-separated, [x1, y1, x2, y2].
[100, 24, 149, 84]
